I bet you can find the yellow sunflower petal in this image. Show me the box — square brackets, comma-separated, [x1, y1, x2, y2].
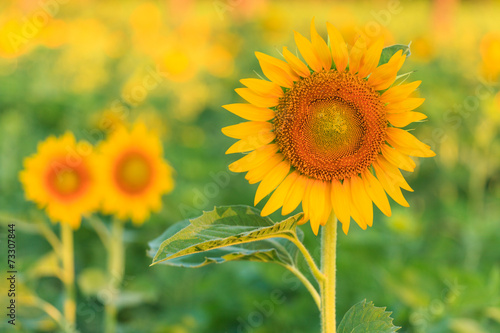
[235, 88, 279, 108]
[311, 19, 332, 70]
[349, 36, 368, 74]
[282, 175, 309, 215]
[301, 180, 314, 231]
[225, 131, 275, 154]
[331, 179, 351, 226]
[261, 171, 300, 216]
[345, 178, 367, 230]
[309, 180, 329, 235]
[381, 80, 422, 104]
[362, 170, 391, 217]
[222, 121, 273, 139]
[350, 175, 373, 228]
[222, 103, 275, 122]
[373, 161, 410, 207]
[255, 52, 298, 88]
[298, 216, 309, 226]
[254, 160, 291, 205]
[386, 127, 436, 157]
[228, 144, 279, 172]
[240, 78, 284, 97]
[358, 37, 384, 78]
[310, 217, 321, 236]
[341, 218, 350, 234]
[381, 144, 416, 172]
[387, 142, 435, 158]
[377, 155, 413, 192]
[320, 182, 333, 227]
[367, 50, 406, 91]
[387, 111, 427, 128]
[283, 46, 311, 77]
[326, 22, 348, 72]
[294, 31, 322, 72]
[386, 97, 425, 113]
[245, 153, 284, 184]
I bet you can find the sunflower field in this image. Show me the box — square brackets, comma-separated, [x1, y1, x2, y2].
[0, 0, 499, 332]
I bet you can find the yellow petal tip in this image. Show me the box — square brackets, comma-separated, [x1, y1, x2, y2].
[260, 209, 271, 217]
[311, 223, 319, 236]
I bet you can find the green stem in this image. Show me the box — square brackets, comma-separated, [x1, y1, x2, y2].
[0, 215, 62, 258]
[61, 223, 76, 328]
[104, 219, 125, 333]
[37, 218, 62, 258]
[288, 235, 325, 283]
[32, 295, 66, 328]
[285, 265, 321, 309]
[321, 214, 337, 333]
[87, 216, 111, 251]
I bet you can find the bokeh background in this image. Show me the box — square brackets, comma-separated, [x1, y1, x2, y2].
[1, 0, 500, 332]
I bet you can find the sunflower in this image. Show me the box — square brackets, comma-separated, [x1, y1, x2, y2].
[19, 133, 100, 229]
[222, 20, 435, 235]
[97, 122, 174, 224]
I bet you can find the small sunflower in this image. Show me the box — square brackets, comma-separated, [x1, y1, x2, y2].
[19, 133, 100, 229]
[97, 122, 174, 224]
[222, 20, 435, 235]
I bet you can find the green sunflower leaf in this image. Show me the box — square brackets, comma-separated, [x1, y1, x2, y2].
[149, 205, 303, 268]
[148, 236, 302, 268]
[338, 299, 401, 333]
[378, 43, 411, 66]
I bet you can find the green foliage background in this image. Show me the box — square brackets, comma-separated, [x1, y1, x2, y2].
[0, 0, 499, 332]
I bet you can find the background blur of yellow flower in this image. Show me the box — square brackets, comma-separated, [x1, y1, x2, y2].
[0, 15, 33, 58]
[92, 108, 127, 134]
[37, 19, 68, 49]
[135, 108, 172, 140]
[52, 18, 122, 93]
[170, 81, 210, 122]
[19, 132, 100, 229]
[410, 35, 435, 62]
[97, 122, 174, 224]
[480, 32, 500, 81]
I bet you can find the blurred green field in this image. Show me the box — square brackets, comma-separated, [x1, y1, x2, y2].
[0, 0, 500, 332]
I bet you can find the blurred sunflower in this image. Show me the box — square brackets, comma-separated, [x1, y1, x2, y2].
[97, 122, 174, 224]
[222, 20, 435, 235]
[480, 32, 500, 81]
[0, 17, 31, 58]
[19, 133, 100, 229]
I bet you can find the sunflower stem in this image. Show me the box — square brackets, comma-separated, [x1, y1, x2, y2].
[0, 214, 62, 258]
[104, 219, 125, 333]
[32, 294, 67, 329]
[37, 218, 63, 259]
[61, 223, 76, 329]
[285, 265, 321, 309]
[288, 235, 325, 283]
[88, 216, 111, 252]
[321, 214, 337, 333]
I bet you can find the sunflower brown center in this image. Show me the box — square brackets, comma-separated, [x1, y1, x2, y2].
[46, 161, 89, 200]
[114, 151, 153, 195]
[274, 70, 386, 181]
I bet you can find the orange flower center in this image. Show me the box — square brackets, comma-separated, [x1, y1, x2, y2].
[275, 70, 386, 181]
[46, 161, 89, 200]
[114, 151, 153, 195]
